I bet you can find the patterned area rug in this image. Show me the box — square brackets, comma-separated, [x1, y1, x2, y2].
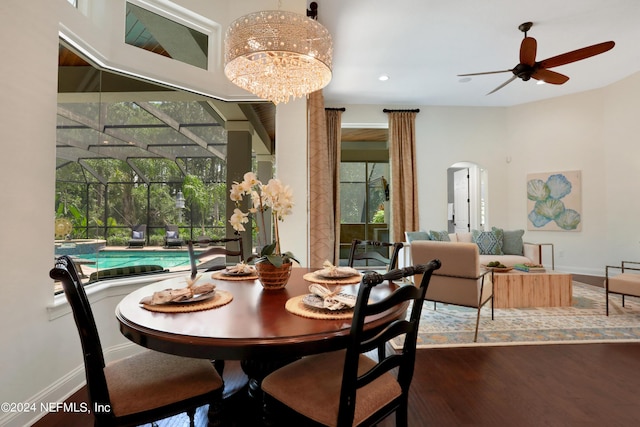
[393, 282, 640, 349]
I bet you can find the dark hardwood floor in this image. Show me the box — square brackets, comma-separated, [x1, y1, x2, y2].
[37, 276, 640, 426]
[33, 342, 640, 427]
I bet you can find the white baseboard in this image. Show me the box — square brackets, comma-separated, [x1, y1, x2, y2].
[1, 342, 141, 427]
[558, 265, 605, 278]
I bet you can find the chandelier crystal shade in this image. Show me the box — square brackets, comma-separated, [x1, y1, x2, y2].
[224, 10, 333, 105]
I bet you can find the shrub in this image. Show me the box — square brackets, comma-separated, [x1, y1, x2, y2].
[372, 209, 385, 223]
[107, 235, 128, 246]
[149, 234, 164, 246]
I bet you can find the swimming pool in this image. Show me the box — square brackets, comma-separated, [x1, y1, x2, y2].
[78, 250, 203, 270]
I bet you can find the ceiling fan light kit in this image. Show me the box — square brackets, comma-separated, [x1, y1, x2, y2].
[458, 21, 615, 95]
[224, 5, 333, 105]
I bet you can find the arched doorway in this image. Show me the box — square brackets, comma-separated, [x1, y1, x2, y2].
[447, 162, 488, 233]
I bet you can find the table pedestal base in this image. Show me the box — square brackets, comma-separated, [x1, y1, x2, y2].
[240, 358, 298, 400]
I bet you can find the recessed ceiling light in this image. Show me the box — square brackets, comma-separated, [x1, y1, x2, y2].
[378, 75, 389, 81]
[537, 80, 546, 85]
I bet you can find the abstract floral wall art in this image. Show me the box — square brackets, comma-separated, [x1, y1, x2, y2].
[527, 170, 582, 231]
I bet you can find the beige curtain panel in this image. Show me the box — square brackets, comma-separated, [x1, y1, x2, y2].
[386, 110, 420, 243]
[326, 108, 343, 265]
[308, 91, 343, 268]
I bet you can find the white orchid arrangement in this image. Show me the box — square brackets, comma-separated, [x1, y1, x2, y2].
[229, 172, 299, 267]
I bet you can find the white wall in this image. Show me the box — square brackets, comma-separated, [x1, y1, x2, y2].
[334, 73, 640, 276]
[505, 90, 608, 274]
[601, 73, 640, 266]
[504, 78, 640, 273]
[60, 0, 309, 104]
[334, 104, 509, 237]
[0, 1, 78, 425]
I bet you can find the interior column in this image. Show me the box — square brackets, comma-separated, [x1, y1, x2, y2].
[227, 127, 253, 260]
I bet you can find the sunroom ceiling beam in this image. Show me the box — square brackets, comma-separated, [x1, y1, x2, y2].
[57, 105, 150, 150]
[135, 101, 226, 160]
[78, 159, 107, 185]
[126, 160, 150, 184]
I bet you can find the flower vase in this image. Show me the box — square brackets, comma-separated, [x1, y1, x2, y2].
[255, 261, 292, 290]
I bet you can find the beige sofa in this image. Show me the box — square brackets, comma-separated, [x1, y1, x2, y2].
[400, 229, 543, 269]
[446, 232, 540, 266]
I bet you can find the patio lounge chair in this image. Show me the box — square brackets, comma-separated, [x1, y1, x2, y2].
[127, 224, 146, 248]
[164, 224, 184, 248]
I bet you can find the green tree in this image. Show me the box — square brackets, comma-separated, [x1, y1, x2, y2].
[182, 174, 208, 236]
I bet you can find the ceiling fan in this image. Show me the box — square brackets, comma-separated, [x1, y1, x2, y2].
[459, 22, 615, 95]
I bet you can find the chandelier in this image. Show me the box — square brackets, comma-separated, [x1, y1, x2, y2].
[224, 8, 333, 105]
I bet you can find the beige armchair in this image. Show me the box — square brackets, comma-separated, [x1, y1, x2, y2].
[605, 261, 640, 315]
[411, 240, 493, 341]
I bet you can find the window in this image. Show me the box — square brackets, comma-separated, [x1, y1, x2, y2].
[55, 42, 230, 291]
[339, 161, 390, 263]
[338, 127, 390, 263]
[338, 127, 390, 264]
[340, 162, 389, 224]
[125, 2, 209, 70]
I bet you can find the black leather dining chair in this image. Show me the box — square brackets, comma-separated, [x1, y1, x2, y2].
[50, 255, 224, 427]
[186, 236, 245, 274]
[347, 239, 403, 272]
[262, 259, 441, 427]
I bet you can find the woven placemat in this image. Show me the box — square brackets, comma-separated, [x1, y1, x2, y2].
[285, 294, 354, 320]
[303, 272, 362, 285]
[211, 271, 258, 281]
[141, 290, 233, 313]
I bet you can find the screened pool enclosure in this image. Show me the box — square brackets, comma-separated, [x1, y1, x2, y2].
[56, 97, 230, 245]
[56, 43, 273, 274]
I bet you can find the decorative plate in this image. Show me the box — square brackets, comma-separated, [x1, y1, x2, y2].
[170, 290, 216, 304]
[484, 266, 513, 272]
[302, 293, 356, 311]
[222, 268, 255, 277]
[302, 272, 363, 285]
[54, 218, 73, 238]
[314, 267, 360, 279]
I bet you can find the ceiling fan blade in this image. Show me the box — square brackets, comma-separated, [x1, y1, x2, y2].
[531, 69, 570, 85]
[520, 37, 537, 66]
[458, 69, 512, 77]
[487, 75, 518, 95]
[539, 41, 615, 69]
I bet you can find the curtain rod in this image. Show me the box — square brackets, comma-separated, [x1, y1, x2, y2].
[383, 108, 420, 113]
[325, 107, 346, 111]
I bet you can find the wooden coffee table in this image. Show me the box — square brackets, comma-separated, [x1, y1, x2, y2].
[491, 270, 573, 308]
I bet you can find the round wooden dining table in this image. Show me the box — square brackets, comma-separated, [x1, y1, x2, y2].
[116, 268, 407, 361]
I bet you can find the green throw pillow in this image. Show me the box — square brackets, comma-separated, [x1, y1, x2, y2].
[406, 231, 431, 242]
[492, 227, 524, 255]
[472, 229, 504, 255]
[429, 230, 450, 241]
